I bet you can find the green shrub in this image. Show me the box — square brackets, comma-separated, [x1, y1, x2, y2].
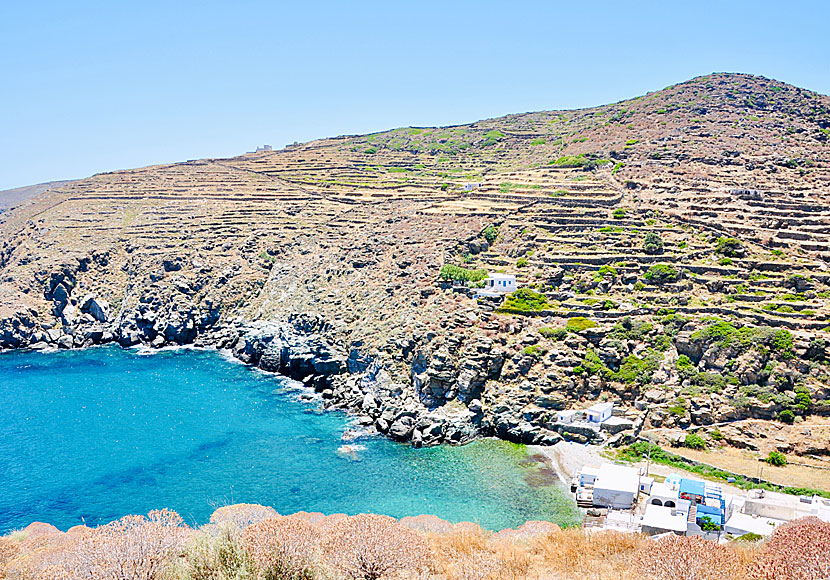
[539, 327, 567, 341]
[736, 532, 763, 542]
[499, 288, 550, 313]
[602, 299, 618, 311]
[521, 345, 548, 359]
[765, 451, 787, 466]
[778, 409, 795, 424]
[482, 225, 499, 244]
[516, 257, 529, 268]
[529, 138, 546, 146]
[483, 129, 505, 146]
[668, 399, 687, 416]
[643, 232, 664, 255]
[676, 355, 698, 379]
[644, 263, 679, 284]
[613, 208, 626, 219]
[567, 317, 598, 332]
[439, 264, 488, 282]
[710, 429, 724, 441]
[772, 329, 794, 358]
[719, 257, 733, 266]
[550, 153, 598, 170]
[611, 162, 624, 175]
[613, 351, 661, 385]
[716, 236, 745, 257]
[677, 240, 688, 249]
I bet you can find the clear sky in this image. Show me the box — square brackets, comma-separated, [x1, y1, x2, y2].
[2, 0, 828, 191]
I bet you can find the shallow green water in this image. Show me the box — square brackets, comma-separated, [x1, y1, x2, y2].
[0, 346, 579, 533]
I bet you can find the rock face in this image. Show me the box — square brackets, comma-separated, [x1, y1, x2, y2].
[2, 72, 830, 454]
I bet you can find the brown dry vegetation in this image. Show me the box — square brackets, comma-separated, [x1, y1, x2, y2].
[2, 507, 830, 580]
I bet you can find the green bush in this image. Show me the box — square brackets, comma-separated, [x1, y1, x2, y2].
[778, 409, 795, 424]
[684, 433, 708, 450]
[439, 264, 488, 282]
[596, 264, 619, 280]
[716, 236, 745, 257]
[483, 129, 505, 146]
[643, 232, 664, 255]
[719, 257, 733, 266]
[482, 225, 499, 244]
[567, 317, 597, 332]
[644, 263, 679, 284]
[613, 208, 626, 219]
[736, 532, 763, 542]
[516, 257, 529, 268]
[765, 451, 787, 466]
[613, 351, 661, 385]
[550, 153, 599, 170]
[499, 288, 550, 313]
[676, 355, 698, 379]
[539, 327, 567, 341]
[521, 345, 548, 359]
[772, 329, 795, 358]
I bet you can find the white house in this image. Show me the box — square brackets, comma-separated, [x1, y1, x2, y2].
[578, 465, 601, 488]
[641, 504, 690, 536]
[557, 409, 581, 424]
[463, 182, 482, 191]
[480, 274, 517, 295]
[585, 402, 614, 423]
[592, 464, 640, 509]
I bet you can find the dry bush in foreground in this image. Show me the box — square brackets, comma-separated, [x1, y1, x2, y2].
[209, 505, 279, 532]
[529, 528, 647, 579]
[170, 526, 255, 580]
[637, 534, 750, 580]
[321, 514, 432, 580]
[241, 516, 322, 579]
[748, 516, 830, 580]
[429, 527, 503, 580]
[34, 509, 190, 580]
[0, 537, 21, 570]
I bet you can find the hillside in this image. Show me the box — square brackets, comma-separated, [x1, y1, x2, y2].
[2, 72, 830, 458]
[0, 180, 75, 210]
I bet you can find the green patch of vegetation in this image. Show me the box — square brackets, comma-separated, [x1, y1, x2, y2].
[529, 138, 546, 146]
[611, 162, 624, 175]
[716, 237, 744, 257]
[612, 208, 626, 219]
[644, 263, 679, 284]
[550, 153, 599, 170]
[684, 433, 708, 450]
[770, 249, 785, 257]
[482, 225, 499, 244]
[765, 451, 787, 466]
[521, 345, 548, 359]
[643, 232, 664, 255]
[364, 147, 378, 154]
[549, 189, 568, 197]
[719, 257, 733, 266]
[498, 288, 550, 314]
[595, 264, 618, 281]
[625, 139, 639, 146]
[736, 532, 763, 543]
[258, 251, 276, 263]
[516, 257, 529, 268]
[539, 327, 567, 341]
[677, 240, 687, 249]
[567, 317, 597, 332]
[483, 129, 505, 146]
[439, 264, 488, 282]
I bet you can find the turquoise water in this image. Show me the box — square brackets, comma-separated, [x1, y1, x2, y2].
[0, 346, 579, 533]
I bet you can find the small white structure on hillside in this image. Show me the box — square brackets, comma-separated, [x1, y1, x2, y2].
[463, 182, 482, 191]
[592, 464, 640, 509]
[480, 274, 517, 295]
[256, 144, 273, 152]
[585, 402, 614, 423]
[557, 409, 581, 424]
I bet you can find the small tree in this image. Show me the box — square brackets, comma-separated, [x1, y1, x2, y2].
[765, 451, 787, 466]
[482, 225, 498, 244]
[684, 433, 707, 450]
[321, 514, 432, 580]
[643, 232, 664, 255]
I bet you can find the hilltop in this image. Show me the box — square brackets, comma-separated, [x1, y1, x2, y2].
[2, 72, 830, 463]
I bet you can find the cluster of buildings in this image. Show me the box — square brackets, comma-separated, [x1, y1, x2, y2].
[574, 462, 830, 539]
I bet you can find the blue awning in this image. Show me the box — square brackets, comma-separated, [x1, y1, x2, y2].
[679, 479, 706, 497]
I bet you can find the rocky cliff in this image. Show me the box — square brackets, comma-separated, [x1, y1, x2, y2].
[2, 72, 830, 453]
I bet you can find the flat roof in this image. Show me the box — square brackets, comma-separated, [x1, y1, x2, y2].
[595, 464, 640, 494]
[679, 478, 706, 497]
[586, 402, 613, 413]
[725, 512, 782, 537]
[488, 273, 516, 279]
[642, 504, 688, 533]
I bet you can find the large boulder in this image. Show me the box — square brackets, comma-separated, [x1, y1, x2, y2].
[79, 294, 110, 322]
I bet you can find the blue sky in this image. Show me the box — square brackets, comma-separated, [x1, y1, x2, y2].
[1, 0, 828, 191]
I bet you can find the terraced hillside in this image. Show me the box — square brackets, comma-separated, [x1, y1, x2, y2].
[2, 72, 830, 456]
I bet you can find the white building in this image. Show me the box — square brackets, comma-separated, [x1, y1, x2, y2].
[479, 274, 517, 296]
[641, 504, 690, 536]
[557, 409, 582, 424]
[592, 464, 641, 509]
[463, 182, 482, 191]
[585, 402, 614, 423]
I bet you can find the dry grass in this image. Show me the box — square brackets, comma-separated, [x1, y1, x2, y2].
[3, 507, 830, 580]
[670, 446, 830, 493]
